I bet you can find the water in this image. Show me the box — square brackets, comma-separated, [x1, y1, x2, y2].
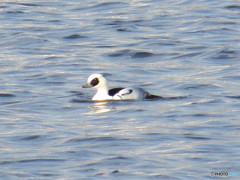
[1, 0, 240, 179]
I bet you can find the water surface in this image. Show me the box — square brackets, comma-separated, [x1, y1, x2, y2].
[0, 0, 240, 179]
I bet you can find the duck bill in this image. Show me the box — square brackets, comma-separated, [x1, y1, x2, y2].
[82, 84, 92, 88]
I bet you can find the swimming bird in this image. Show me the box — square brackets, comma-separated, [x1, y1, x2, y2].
[82, 73, 160, 101]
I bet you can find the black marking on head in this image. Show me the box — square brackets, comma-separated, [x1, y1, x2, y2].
[108, 88, 124, 96]
[90, 78, 99, 87]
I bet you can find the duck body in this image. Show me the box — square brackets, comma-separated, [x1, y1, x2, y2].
[82, 73, 160, 101]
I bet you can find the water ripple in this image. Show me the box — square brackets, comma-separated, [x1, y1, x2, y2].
[63, 34, 88, 39]
[0, 93, 16, 97]
[1, 0, 240, 179]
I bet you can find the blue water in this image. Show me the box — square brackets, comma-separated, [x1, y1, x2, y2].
[1, 0, 240, 179]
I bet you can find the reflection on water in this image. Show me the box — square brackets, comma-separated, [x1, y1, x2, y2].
[84, 102, 114, 115]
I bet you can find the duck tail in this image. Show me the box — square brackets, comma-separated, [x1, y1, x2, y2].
[145, 91, 162, 100]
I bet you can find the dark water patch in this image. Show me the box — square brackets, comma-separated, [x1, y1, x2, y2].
[95, 2, 127, 7]
[14, 3, 42, 7]
[1, 101, 22, 106]
[115, 25, 139, 32]
[224, 5, 240, 10]
[82, 157, 134, 175]
[34, 172, 57, 177]
[167, 112, 221, 119]
[173, 52, 202, 59]
[0, 93, 16, 97]
[190, 113, 212, 117]
[63, 34, 88, 40]
[48, 20, 62, 23]
[182, 84, 218, 90]
[104, 20, 125, 26]
[156, 41, 176, 46]
[144, 132, 164, 136]
[226, 95, 240, 99]
[17, 135, 42, 141]
[141, 132, 177, 142]
[211, 49, 239, 60]
[12, 134, 59, 145]
[18, 158, 65, 163]
[74, 2, 127, 11]
[160, 96, 188, 100]
[0, 6, 7, 9]
[185, 157, 210, 162]
[66, 150, 103, 157]
[103, 156, 133, 167]
[78, 168, 96, 173]
[119, 108, 146, 114]
[221, 21, 238, 25]
[107, 156, 129, 161]
[22, 73, 45, 80]
[184, 46, 208, 51]
[104, 19, 145, 26]
[6, 11, 25, 14]
[221, 124, 240, 131]
[108, 49, 131, 57]
[117, 28, 133, 32]
[183, 133, 212, 140]
[69, 91, 85, 96]
[131, 52, 154, 58]
[67, 136, 129, 143]
[70, 91, 89, 103]
[194, 150, 212, 153]
[111, 170, 120, 174]
[44, 81, 65, 85]
[107, 49, 155, 58]
[100, 19, 143, 32]
[146, 37, 182, 47]
[95, 45, 117, 48]
[0, 158, 65, 165]
[187, 26, 236, 34]
[71, 99, 92, 103]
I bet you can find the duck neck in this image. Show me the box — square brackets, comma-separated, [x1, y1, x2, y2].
[97, 87, 109, 95]
[92, 77, 112, 100]
[97, 78, 109, 94]
[93, 87, 111, 101]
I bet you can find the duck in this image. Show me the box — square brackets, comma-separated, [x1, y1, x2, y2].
[82, 73, 161, 101]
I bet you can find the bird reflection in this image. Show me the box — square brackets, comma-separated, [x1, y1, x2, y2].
[84, 101, 114, 115]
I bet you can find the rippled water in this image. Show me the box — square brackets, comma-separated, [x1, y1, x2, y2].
[1, 0, 240, 179]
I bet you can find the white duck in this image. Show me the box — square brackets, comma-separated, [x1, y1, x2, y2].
[82, 73, 160, 101]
